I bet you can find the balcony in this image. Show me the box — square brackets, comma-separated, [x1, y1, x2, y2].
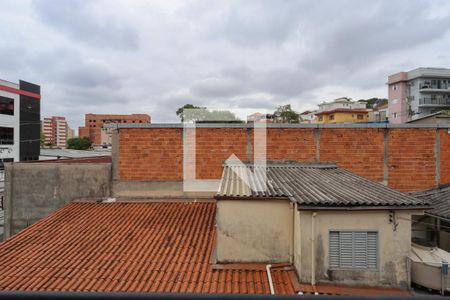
[418, 97, 450, 107]
[419, 84, 450, 93]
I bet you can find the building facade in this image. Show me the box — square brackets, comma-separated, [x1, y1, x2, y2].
[315, 108, 370, 124]
[388, 67, 450, 124]
[42, 116, 68, 148]
[368, 103, 389, 123]
[0, 79, 40, 163]
[318, 97, 367, 112]
[299, 110, 317, 123]
[79, 114, 151, 146]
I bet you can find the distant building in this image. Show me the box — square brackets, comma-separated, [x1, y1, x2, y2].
[315, 108, 370, 124]
[67, 126, 75, 140]
[299, 110, 317, 123]
[42, 116, 68, 148]
[246, 112, 274, 123]
[0, 78, 40, 163]
[406, 110, 450, 125]
[388, 67, 450, 124]
[79, 114, 151, 146]
[368, 103, 389, 123]
[318, 97, 367, 112]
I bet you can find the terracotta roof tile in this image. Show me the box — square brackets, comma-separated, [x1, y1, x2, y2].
[0, 202, 297, 294]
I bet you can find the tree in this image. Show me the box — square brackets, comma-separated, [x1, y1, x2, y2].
[176, 104, 204, 121]
[176, 104, 242, 123]
[67, 137, 92, 150]
[273, 104, 301, 123]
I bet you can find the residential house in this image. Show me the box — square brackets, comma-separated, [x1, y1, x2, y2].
[317, 97, 367, 112]
[368, 103, 389, 123]
[315, 108, 370, 124]
[216, 162, 427, 288]
[299, 110, 317, 123]
[406, 111, 450, 125]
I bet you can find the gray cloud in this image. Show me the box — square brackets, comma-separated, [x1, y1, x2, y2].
[31, 0, 139, 50]
[0, 0, 450, 128]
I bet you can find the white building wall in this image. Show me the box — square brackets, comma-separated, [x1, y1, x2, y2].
[0, 81, 20, 162]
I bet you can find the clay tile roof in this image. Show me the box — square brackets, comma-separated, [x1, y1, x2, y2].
[216, 162, 428, 208]
[0, 201, 298, 294]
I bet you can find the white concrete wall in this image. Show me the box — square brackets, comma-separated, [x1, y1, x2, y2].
[296, 210, 422, 288]
[0, 85, 20, 162]
[216, 199, 293, 263]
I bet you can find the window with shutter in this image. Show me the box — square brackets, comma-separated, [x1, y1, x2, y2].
[329, 231, 378, 270]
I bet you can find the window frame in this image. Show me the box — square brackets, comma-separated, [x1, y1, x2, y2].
[0, 96, 15, 116]
[328, 230, 379, 271]
[0, 126, 14, 145]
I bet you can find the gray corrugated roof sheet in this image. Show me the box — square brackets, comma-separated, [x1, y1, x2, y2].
[414, 186, 450, 219]
[216, 161, 427, 208]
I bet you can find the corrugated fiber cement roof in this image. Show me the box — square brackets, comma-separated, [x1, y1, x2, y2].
[216, 162, 427, 208]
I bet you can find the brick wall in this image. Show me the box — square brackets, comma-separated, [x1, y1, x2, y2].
[388, 129, 436, 191]
[195, 128, 247, 179]
[441, 129, 450, 185]
[320, 128, 385, 182]
[266, 129, 316, 161]
[117, 126, 450, 193]
[119, 128, 182, 180]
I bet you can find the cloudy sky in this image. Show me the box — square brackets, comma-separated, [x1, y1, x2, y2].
[2, 0, 450, 128]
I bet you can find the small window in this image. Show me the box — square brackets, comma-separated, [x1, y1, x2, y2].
[318, 116, 323, 122]
[329, 231, 378, 270]
[0, 127, 14, 144]
[357, 114, 364, 120]
[0, 96, 14, 116]
[393, 112, 398, 118]
[329, 115, 335, 121]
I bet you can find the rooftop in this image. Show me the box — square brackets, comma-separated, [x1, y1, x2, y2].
[39, 148, 112, 159]
[314, 108, 370, 116]
[413, 185, 450, 220]
[216, 162, 427, 209]
[0, 201, 298, 294]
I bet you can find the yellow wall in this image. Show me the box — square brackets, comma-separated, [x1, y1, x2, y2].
[316, 112, 369, 124]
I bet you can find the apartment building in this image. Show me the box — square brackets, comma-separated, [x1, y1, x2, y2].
[78, 113, 151, 146]
[388, 67, 450, 124]
[0, 79, 40, 163]
[42, 116, 69, 148]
